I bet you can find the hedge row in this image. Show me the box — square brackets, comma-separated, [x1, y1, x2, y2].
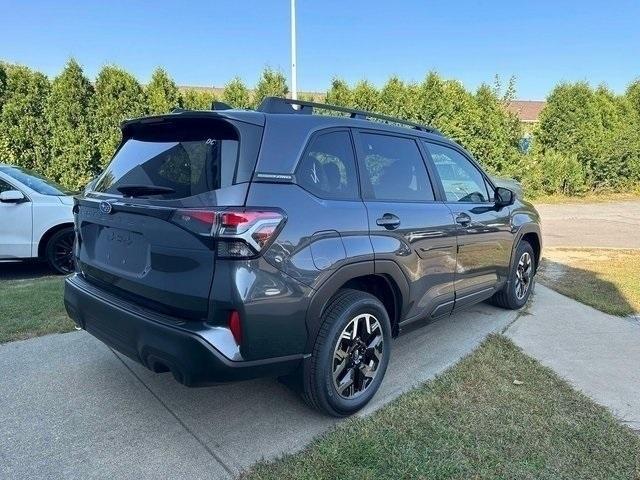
[0, 59, 639, 196]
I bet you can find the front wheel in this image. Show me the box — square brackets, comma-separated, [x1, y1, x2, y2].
[45, 227, 75, 275]
[490, 240, 536, 309]
[302, 289, 391, 417]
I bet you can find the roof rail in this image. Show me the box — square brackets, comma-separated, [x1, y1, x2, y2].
[256, 96, 441, 135]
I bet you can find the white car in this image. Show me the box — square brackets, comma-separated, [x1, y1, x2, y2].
[0, 164, 75, 274]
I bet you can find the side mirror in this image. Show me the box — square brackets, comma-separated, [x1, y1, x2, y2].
[0, 190, 25, 203]
[494, 187, 515, 207]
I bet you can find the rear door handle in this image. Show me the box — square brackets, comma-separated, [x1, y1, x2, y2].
[376, 213, 401, 230]
[455, 213, 471, 226]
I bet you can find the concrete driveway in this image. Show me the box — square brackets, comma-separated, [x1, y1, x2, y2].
[1, 302, 519, 480]
[535, 200, 640, 248]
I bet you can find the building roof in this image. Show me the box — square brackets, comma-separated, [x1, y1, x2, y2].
[506, 100, 546, 123]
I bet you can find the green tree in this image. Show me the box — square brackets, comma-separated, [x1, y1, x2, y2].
[351, 80, 380, 112]
[325, 78, 352, 106]
[45, 59, 97, 189]
[626, 79, 640, 118]
[145, 67, 181, 114]
[221, 77, 251, 108]
[93, 65, 145, 165]
[0, 65, 50, 171]
[472, 84, 522, 174]
[535, 82, 600, 170]
[182, 88, 216, 110]
[416, 73, 481, 152]
[252, 68, 288, 108]
[0, 63, 7, 109]
[379, 76, 411, 118]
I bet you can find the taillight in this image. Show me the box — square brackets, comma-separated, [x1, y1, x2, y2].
[170, 208, 285, 259]
[170, 209, 217, 236]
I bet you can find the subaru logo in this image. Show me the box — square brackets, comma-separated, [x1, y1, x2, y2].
[99, 201, 113, 215]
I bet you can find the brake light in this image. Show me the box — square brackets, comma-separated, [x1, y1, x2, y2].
[170, 208, 285, 258]
[170, 209, 217, 236]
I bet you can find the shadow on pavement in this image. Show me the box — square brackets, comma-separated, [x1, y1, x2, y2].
[0, 261, 55, 280]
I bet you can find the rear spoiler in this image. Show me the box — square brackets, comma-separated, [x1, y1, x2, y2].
[120, 110, 265, 131]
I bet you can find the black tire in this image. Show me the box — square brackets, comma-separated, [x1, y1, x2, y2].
[45, 227, 75, 275]
[490, 240, 536, 309]
[302, 289, 391, 417]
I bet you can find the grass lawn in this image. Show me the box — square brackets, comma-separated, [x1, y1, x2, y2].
[538, 248, 640, 316]
[0, 272, 73, 343]
[245, 336, 640, 480]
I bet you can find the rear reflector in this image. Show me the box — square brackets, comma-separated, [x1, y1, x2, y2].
[228, 310, 242, 345]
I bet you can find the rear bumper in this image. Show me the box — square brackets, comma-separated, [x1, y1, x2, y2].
[64, 274, 303, 386]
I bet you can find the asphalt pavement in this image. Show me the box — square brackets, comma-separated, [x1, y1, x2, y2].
[536, 200, 640, 248]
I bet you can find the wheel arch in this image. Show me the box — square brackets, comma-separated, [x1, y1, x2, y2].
[510, 223, 542, 271]
[38, 222, 74, 259]
[304, 261, 409, 353]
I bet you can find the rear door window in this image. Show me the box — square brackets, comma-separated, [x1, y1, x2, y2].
[358, 133, 434, 202]
[296, 130, 359, 200]
[93, 119, 241, 200]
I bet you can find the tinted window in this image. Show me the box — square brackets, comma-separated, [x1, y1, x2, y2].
[0, 179, 14, 193]
[359, 133, 434, 202]
[297, 131, 358, 200]
[425, 142, 490, 203]
[93, 119, 240, 200]
[0, 166, 72, 195]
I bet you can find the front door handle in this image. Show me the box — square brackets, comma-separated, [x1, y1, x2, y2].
[455, 212, 471, 227]
[376, 213, 401, 230]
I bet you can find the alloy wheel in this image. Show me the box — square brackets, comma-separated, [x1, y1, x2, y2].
[515, 251, 532, 300]
[332, 313, 384, 399]
[52, 232, 75, 274]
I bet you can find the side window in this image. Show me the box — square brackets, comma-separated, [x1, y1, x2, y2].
[484, 178, 495, 202]
[297, 131, 359, 200]
[425, 142, 490, 203]
[0, 179, 14, 193]
[359, 133, 434, 202]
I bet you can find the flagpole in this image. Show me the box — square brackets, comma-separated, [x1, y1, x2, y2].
[290, 0, 297, 100]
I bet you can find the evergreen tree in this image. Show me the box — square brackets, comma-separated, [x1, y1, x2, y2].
[472, 84, 522, 174]
[45, 59, 97, 189]
[325, 78, 352, 106]
[221, 77, 250, 109]
[145, 67, 181, 114]
[379, 76, 410, 118]
[252, 68, 288, 108]
[626, 80, 640, 118]
[0, 63, 7, 109]
[93, 65, 145, 165]
[0, 65, 51, 171]
[182, 88, 216, 110]
[351, 80, 380, 112]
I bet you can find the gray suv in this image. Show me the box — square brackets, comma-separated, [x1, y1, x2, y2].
[64, 97, 541, 416]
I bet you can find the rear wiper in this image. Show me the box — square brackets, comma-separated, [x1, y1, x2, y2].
[116, 185, 176, 197]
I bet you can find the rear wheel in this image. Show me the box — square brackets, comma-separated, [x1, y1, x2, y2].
[45, 227, 75, 275]
[490, 240, 536, 309]
[302, 289, 391, 417]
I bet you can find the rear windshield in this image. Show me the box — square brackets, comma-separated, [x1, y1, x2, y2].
[92, 119, 241, 200]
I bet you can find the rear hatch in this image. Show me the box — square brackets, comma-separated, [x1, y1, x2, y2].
[75, 114, 263, 320]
